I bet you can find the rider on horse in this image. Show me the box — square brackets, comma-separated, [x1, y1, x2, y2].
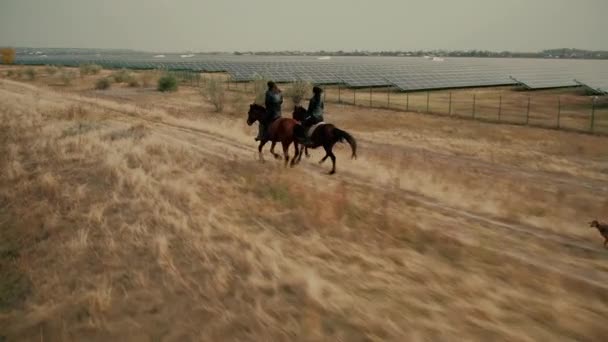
[300, 86, 324, 145]
[255, 81, 283, 141]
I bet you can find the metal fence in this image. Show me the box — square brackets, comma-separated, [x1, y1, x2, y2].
[326, 87, 608, 134]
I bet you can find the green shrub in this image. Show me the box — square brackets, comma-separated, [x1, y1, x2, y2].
[205, 78, 225, 112]
[59, 70, 77, 86]
[110, 68, 132, 83]
[128, 77, 140, 88]
[45, 65, 59, 75]
[141, 71, 156, 87]
[23, 67, 36, 80]
[157, 75, 178, 92]
[95, 77, 112, 90]
[79, 63, 102, 75]
[252, 75, 269, 105]
[285, 80, 312, 106]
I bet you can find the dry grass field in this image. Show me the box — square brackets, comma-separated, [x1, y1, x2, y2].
[1, 66, 608, 341]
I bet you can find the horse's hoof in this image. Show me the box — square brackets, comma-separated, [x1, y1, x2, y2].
[329, 171, 336, 175]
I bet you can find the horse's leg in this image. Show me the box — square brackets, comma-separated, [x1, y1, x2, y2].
[295, 143, 304, 164]
[270, 141, 281, 160]
[290, 141, 300, 167]
[258, 140, 268, 163]
[323, 144, 337, 175]
[281, 141, 290, 167]
[305, 147, 310, 158]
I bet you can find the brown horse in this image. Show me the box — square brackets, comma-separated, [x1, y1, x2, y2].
[246, 103, 301, 167]
[292, 106, 357, 174]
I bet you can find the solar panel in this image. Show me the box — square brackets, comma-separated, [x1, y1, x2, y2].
[12, 54, 608, 93]
[575, 74, 608, 95]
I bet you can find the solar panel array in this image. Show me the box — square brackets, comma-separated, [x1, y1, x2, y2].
[14, 54, 608, 94]
[574, 70, 608, 94]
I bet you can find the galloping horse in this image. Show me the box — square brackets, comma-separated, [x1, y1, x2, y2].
[292, 105, 357, 174]
[246, 103, 301, 167]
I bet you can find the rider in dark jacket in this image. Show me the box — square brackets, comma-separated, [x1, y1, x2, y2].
[256, 81, 283, 141]
[305, 86, 324, 126]
[300, 86, 324, 144]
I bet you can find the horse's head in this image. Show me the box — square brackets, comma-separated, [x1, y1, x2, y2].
[247, 103, 265, 126]
[590, 220, 600, 229]
[292, 105, 307, 122]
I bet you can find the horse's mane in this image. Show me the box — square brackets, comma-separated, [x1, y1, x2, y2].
[251, 103, 265, 110]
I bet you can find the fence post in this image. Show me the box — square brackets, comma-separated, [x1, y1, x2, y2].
[526, 96, 531, 125]
[498, 95, 502, 121]
[323, 86, 326, 103]
[426, 92, 430, 113]
[448, 92, 452, 115]
[338, 84, 341, 103]
[406, 93, 409, 112]
[353, 88, 356, 105]
[590, 97, 596, 133]
[472, 93, 476, 119]
[369, 87, 372, 107]
[557, 96, 561, 129]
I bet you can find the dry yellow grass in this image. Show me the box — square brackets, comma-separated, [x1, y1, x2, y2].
[1, 68, 608, 341]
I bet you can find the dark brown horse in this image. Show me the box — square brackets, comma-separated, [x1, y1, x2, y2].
[246, 103, 301, 167]
[292, 106, 357, 174]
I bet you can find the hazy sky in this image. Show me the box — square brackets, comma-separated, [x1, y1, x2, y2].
[1, 0, 607, 52]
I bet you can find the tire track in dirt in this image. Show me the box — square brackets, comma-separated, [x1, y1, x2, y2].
[358, 138, 608, 196]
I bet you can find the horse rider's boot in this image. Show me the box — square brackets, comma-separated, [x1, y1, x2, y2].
[255, 124, 265, 141]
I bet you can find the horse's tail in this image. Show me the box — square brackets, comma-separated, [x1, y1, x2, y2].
[334, 128, 357, 160]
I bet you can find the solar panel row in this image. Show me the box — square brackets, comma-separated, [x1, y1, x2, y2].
[574, 70, 608, 95]
[14, 55, 608, 94]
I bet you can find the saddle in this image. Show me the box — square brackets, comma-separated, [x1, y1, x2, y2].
[306, 121, 325, 138]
